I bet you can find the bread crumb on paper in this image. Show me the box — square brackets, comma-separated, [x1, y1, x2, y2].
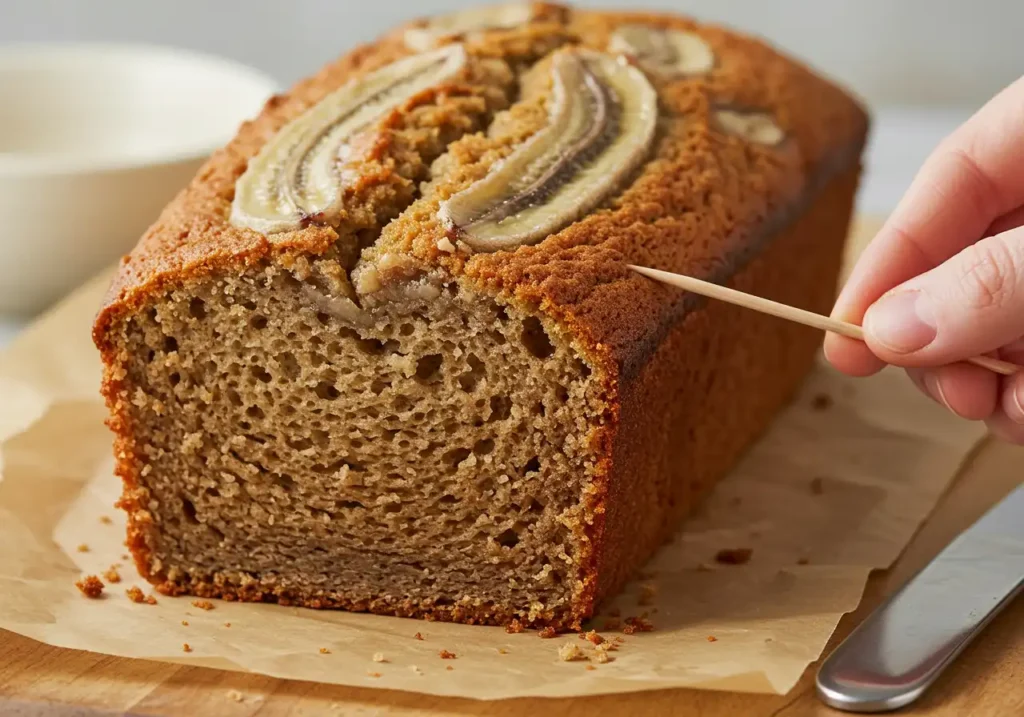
[623, 616, 654, 634]
[558, 642, 585, 661]
[181, 620, 189, 626]
[224, 622, 232, 628]
[797, 557, 810, 565]
[445, 665, 453, 671]
[99, 515, 113, 525]
[593, 648, 612, 664]
[102, 566, 121, 584]
[191, 599, 214, 610]
[439, 649, 456, 659]
[367, 671, 381, 678]
[497, 647, 508, 654]
[414, 631, 424, 640]
[75, 575, 104, 598]
[226, 689, 244, 703]
[372, 652, 387, 663]
[76, 544, 89, 553]
[504, 619, 524, 634]
[582, 630, 604, 645]
[319, 647, 331, 654]
[182, 643, 192, 653]
[585, 664, 597, 671]
[707, 635, 718, 642]
[538, 626, 558, 639]
[715, 548, 752, 565]
[125, 586, 147, 603]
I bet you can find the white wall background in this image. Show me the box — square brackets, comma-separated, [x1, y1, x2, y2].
[1, 0, 1022, 110]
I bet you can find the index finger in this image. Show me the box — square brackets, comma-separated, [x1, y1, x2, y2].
[826, 75, 1024, 375]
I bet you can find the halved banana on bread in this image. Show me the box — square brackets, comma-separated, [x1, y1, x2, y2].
[231, 45, 469, 235]
[713, 108, 786, 146]
[439, 49, 658, 252]
[609, 24, 715, 77]
[404, 3, 536, 51]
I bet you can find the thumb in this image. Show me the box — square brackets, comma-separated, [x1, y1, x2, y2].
[862, 226, 1024, 367]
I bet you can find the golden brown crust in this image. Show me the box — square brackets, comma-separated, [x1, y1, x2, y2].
[93, 4, 868, 629]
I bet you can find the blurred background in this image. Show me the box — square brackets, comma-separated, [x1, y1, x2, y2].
[4, 0, 1022, 108]
[0, 0, 1022, 329]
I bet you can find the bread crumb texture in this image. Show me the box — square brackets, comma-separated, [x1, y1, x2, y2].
[75, 575, 104, 598]
[558, 642, 586, 661]
[93, 2, 867, 630]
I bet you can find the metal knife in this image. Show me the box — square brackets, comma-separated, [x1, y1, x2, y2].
[816, 484, 1024, 712]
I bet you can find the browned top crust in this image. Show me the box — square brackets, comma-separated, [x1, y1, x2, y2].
[93, 4, 868, 374]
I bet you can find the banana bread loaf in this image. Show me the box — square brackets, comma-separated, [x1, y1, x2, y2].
[93, 3, 868, 630]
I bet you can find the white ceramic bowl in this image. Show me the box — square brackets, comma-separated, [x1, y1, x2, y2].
[0, 44, 278, 316]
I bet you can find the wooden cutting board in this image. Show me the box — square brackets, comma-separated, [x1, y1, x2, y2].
[1, 217, 1022, 716]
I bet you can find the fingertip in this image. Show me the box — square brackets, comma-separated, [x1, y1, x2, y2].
[1000, 373, 1024, 425]
[823, 333, 886, 377]
[927, 363, 999, 421]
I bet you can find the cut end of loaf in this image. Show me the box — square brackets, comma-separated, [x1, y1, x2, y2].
[108, 258, 608, 627]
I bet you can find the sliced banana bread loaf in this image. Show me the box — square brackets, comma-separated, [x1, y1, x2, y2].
[93, 3, 868, 629]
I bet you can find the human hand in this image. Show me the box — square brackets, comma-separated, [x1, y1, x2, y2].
[824, 76, 1024, 443]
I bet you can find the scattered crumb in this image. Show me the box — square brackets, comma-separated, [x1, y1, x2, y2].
[623, 616, 654, 634]
[797, 557, 810, 565]
[602, 618, 621, 631]
[613, 636, 625, 645]
[497, 648, 508, 654]
[125, 586, 146, 603]
[608, 607, 621, 617]
[121, 554, 131, 561]
[593, 649, 612, 664]
[145, 595, 157, 605]
[372, 652, 387, 663]
[715, 548, 753, 565]
[319, 647, 331, 654]
[638, 583, 657, 606]
[414, 631, 424, 640]
[558, 642, 586, 662]
[181, 620, 189, 626]
[766, 638, 774, 643]
[410, 665, 423, 675]
[102, 566, 121, 584]
[76, 544, 90, 553]
[445, 666, 453, 671]
[810, 477, 825, 495]
[585, 664, 597, 671]
[223, 622, 232, 628]
[538, 626, 558, 639]
[182, 643, 192, 653]
[75, 575, 104, 598]
[505, 619, 524, 634]
[367, 671, 381, 678]
[583, 630, 604, 645]
[439, 649, 456, 659]
[191, 599, 214, 610]
[226, 689, 244, 703]
[707, 635, 718, 643]
[812, 393, 834, 411]
[99, 515, 113, 525]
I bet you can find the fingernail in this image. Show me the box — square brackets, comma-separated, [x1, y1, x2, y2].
[865, 291, 937, 354]
[924, 372, 953, 413]
[1011, 381, 1024, 424]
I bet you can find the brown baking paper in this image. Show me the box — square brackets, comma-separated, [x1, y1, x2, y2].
[0, 267, 985, 700]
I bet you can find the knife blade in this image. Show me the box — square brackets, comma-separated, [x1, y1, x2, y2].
[816, 484, 1024, 712]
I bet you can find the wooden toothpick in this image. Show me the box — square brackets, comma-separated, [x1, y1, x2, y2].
[628, 265, 1019, 376]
